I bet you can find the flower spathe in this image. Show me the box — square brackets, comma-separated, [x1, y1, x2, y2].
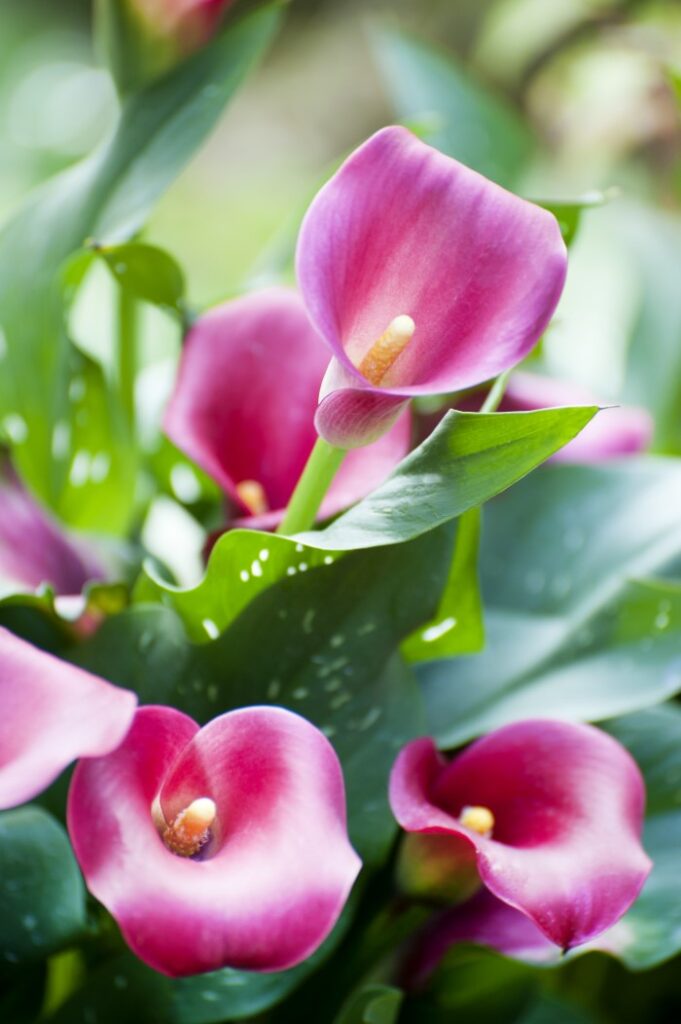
[296, 126, 568, 447]
[68, 704, 361, 976]
[164, 287, 410, 530]
[389, 719, 651, 950]
[0, 451, 105, 597]
[0, 628, 137, 809]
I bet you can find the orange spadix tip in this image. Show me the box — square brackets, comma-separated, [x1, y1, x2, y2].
[459, 804, 495, 837]
[357, 314, 415, 386]
[162, 797, 217, 857]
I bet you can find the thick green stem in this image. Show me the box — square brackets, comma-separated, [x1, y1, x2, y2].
[118, 287, 137, 432]
[480, 368, 511, 414]
[277, 437, 346, 536]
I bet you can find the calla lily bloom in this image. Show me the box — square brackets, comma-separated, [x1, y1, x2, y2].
[296, 126, 568, 447]
[68, 704, 361, 976]
[0, 628, 137, 809]
[0, 451, 105, 597]
[452, 371, 654, 462]
[164, 287, 410, 530]
[127, 0, 233, 55]
[389, 720, 650, 951]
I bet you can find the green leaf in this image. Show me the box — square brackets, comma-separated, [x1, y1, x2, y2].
[296, 408, 598, 551]
[0, 4, 282, 521]
[370, 26, 533, 187]
[420, 459, 681, 748]
[598, 703, 681, 969]
[536, 192, 613, 248]
[45, 952, 171, 1024]
[95, 242, 185, 312]
[79, 528, 452, 865]
[0, 806, 86, 964]
[402, 508, 484, 662]
[334, 984, 404, 1024]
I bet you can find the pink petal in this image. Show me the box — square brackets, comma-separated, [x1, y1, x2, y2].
[297, 126, 566, 445]
[164, 287, 410, 525]
[0, 628, 137, 809]
[68, 705, 361, 976]
[403, 890, 557, 989]
[0, 452, 105, 596]
[389, 720, 650, 950]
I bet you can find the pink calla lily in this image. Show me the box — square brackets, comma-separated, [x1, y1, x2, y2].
[389, 720, 650, 950]
[296, 126, 568, 447]
[128, 0, 233, 52]
[452, 371, 653, 462]
[164, 287, 411, 529]
[0, 628, 137, 809]
[0, 451, 105, 597]
[68, 704, 361, 977]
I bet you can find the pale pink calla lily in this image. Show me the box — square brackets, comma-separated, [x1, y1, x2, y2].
[164, 287, 410, 529]
[389, 720, 650, 950]
[0, 628, 137, 809]
[68, 704, 361, 977]
[296, 126, 567, 447]
[453, 371, 653, 462]
[0, 452, 105, 597]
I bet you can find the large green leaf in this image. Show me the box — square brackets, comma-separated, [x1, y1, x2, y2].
[370, 26, 533, 188]
[0, 4, 282, 526]
[334, 984, 404, 1024]
[601, 703, 681, 969]
[0, 806, 86, 964]
[297, 408, 597, 551]
[76, 528, 453, 865]
[420, 459, 681, 747]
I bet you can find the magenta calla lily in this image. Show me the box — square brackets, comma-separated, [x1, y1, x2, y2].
[68, 704, 361, 977]
[296, 126, 568, 447]
[0, 628, 137, 809]
[453, 371, 653, 462]
[389, 719, 650, 950]
[164, 287, 411, 529]
[0, 452, 105, 597]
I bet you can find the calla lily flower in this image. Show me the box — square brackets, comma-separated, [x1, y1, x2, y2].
[164, 287, 410, 530]
[0, 627, 137, 809]
[296, 126, 568, 447]
[68, 704, 361, 976]
[0, 451, 105, 597]
[127, 0, 233, 55]
[452, 371, 654, 462]
[389, 720, 650, 951]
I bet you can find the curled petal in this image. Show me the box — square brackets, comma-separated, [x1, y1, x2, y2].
[389, 720, 650, 949]
[297, 126, 566, 445]
[0, 628, 137, 809]
[0, 452, 105, 596]
[68, 705, 361, 976]
[164, 288, 410, 525]
[404, 890, 557, 989]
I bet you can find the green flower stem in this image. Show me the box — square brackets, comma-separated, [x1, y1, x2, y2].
[277, 437, 346, 536]
[118, 286, 137, 432]
[480, 368, 511, 414]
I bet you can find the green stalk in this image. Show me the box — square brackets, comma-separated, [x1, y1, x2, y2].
[118, 286, 137, 432]
[277, 437, 346, 536]
[480, 368, 511, 414]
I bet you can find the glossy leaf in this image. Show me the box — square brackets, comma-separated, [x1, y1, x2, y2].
[0, 806, 86, 964]
[420, 459, 681, 747]
[96, 242, 185, 312]
[0, 4, 282, 523]
[370, 26, 533, 187]
[536, 192, 612, 248]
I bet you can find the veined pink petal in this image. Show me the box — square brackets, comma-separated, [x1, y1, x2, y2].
[0, 452, 105, 596]
[0, 628, 137, 809]
[389, 720, 650, 950]
[68, 705, 361, 976]
[403, 890, 557, 989]
[297, 126, 566, 446]
[164, 288, 410, 525]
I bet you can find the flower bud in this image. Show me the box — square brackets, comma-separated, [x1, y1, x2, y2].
[396, 833, 482, 905]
